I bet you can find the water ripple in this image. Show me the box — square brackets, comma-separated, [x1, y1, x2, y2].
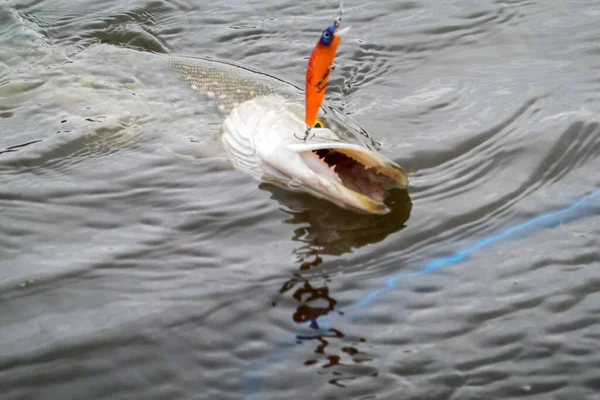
[3, 0, 600, 399]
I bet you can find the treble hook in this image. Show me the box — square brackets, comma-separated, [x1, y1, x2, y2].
[295, 125, 316, 141]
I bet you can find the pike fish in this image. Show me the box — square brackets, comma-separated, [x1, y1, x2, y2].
[168, 51, 409, 215]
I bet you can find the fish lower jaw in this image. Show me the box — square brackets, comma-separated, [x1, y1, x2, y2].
[331, 185, 391, 215]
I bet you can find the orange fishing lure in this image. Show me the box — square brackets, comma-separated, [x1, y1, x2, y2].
[303, 6, 349, 135]
[305, 25, 342, 128]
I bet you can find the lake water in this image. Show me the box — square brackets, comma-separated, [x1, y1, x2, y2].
[2, 0, 600, 399]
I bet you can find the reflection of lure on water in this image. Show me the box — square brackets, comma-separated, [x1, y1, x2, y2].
[303, 5, 350, 139]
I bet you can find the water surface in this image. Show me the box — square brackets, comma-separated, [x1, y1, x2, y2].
[2, 0, 600, 399]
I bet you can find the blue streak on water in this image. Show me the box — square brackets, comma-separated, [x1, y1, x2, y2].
[244, 189, 600, 398]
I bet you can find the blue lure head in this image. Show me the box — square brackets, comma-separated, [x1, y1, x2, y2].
[319, 25, 336, 46]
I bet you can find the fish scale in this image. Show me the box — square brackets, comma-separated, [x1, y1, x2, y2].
[168, 56, 275, 115]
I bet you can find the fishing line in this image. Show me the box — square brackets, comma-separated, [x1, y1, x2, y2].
[244, 187, 600, 398]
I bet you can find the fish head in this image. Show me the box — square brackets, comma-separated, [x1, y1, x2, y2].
[221, 94, 408, 215]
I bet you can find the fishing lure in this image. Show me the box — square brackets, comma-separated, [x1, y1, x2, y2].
[302, 3, 350, 140]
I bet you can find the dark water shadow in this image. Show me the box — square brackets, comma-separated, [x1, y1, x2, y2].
[261, 184, 412, 382]
[262, 184, 413, 259]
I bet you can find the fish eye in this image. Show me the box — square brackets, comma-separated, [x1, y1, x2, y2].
[314, 119, 325, 128]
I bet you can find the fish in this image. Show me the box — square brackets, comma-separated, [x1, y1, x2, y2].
[169, 54, 409, 215]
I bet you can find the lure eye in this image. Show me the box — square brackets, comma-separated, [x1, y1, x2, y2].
[319, 25, 336, 45]
[320, 29, 333, 45]
[314, 119, 325, 128]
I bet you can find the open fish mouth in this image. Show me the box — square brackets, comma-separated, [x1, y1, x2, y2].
[296, 144, 409, 215]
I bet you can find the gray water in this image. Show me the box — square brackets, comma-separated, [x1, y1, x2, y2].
[2, 0, 600, 399]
